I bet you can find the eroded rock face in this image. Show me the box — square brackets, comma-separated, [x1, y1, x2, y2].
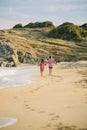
[0, 30, 37, 67]
[0, 43, 35, 67]
[17, 51, 35, 64]
[0, 43, 19, 67]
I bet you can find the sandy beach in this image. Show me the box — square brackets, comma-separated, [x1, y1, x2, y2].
[0, 61, 87, 130]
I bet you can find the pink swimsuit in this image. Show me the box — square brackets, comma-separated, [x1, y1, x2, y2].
[39, 62, 45, 69]
[48, 58, 54, 68]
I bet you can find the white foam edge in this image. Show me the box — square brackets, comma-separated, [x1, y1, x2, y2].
[0, 80, 32, 89]
[0, 118, 17, 128]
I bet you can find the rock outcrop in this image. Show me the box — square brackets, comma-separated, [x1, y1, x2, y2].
[0, 27, 87, 67]
[0, 43, 19, 66]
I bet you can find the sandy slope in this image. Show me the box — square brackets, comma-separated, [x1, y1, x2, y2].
[0, 61, 87, 130]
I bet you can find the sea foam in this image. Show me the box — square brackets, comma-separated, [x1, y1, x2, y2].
[0, 117, 17, 128]
[0, 66, 36, 88]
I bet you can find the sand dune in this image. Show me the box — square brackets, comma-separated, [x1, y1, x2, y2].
[0, 61, 87, 130]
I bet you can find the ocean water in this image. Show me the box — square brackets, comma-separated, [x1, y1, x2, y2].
[0, 66, 36, 88]
[0, 118, 17, 128]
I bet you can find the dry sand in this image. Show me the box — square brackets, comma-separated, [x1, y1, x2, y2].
[0, 61, 87, 130]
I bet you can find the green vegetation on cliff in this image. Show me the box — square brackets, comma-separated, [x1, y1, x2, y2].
[13, 23, 23, 28]
[48, 22, 87, 41]
[80, 23, 87, 30]
[24, 21, 55, 28]
[0, 21, 87, 66]
[13, 21, 87, 42]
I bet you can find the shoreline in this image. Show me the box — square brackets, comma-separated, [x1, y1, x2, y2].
[0, 118, 17, 128]
[0, 65, 37, 89]
[0, 61, 87, 130]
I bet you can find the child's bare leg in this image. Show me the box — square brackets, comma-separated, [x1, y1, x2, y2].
[49, 68, 52, 76]
[40, 71, 43, 76]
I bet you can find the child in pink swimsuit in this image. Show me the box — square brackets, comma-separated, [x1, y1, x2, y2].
[48, 56, 54, 76]
[39, 59, 46, 76]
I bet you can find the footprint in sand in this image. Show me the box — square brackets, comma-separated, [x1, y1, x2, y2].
[48, 113, 60, 121]
[50, 115, 60, 121]
[42, 114, 60, 129]
[24, 104, 36, 111]
[30, 86, 44, 93]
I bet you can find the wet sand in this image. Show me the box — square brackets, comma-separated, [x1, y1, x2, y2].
[0, 61, 87, 130]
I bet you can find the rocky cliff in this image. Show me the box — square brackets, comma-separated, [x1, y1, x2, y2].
[0, 27, 87, 67]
